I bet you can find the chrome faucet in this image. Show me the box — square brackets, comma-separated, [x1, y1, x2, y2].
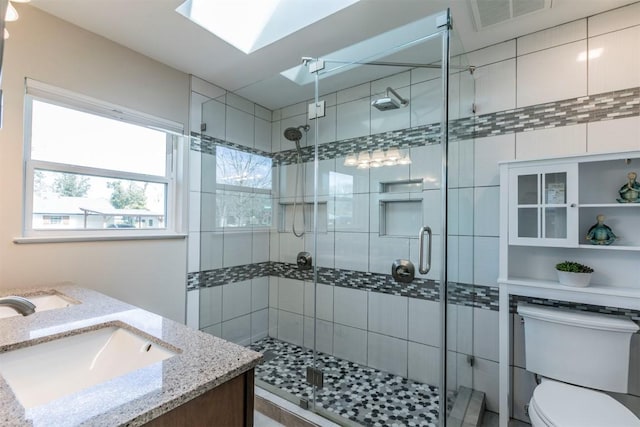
[0, 296, 36, 316]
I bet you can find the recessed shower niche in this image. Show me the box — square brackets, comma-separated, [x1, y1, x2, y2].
[278, 201, 328, 233]
[378, 179, 424, 237]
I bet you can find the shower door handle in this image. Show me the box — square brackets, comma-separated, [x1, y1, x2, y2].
[418, 226, 432, 275]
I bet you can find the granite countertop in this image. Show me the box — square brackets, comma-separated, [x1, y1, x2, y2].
[0, 286, 262, 427]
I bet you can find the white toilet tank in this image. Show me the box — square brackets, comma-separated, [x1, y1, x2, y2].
[518, 304, 639, 392]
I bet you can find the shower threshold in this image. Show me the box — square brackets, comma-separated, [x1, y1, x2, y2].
[250, 337, 442, 427]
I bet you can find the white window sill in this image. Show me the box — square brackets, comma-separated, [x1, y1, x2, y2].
[13, 233, 187, 244]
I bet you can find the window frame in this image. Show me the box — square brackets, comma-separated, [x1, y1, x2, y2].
[21, 79, 185, 240]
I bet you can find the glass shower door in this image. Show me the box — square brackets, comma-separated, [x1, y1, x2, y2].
[304, 8, 478, 426]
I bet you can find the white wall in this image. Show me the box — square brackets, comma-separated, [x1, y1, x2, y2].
[0, 5, 190, 322]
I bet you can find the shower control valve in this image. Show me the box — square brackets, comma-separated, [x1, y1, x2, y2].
[297, 252, 312, 271]
[392, 259, 415, 283]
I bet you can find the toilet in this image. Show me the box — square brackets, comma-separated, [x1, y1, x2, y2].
[518, 304, 640, 427]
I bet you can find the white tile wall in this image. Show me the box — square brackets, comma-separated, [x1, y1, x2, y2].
[222, 314, 251, 346]
[465, 40, 516, 67]
[186, 289, 200, 329]
[408, 298, 440, 347]
[587, 116, 640, 153]
[199, 192, 215, 231]
[251, 308, 269, 343]
[334, 160, 370, 194]
[222, 232, 253, 267]
[189, 149, 201, 193]
[515, 124, 587, 160]
[367, 332, 408, 377]
[410, 78, 442, 127]
[472, 308, 499, 362]
[303, 317, 333, 354]
[226, 106, 255, 148]
[252, 277, 269, 311]
[277, 310, 304, 346]
[188, 232, 200, 273]
[201, 99, 226, 140]
[255, 117, 272, 153]
[252, 231, 270, 264]
[336, 98, 371, 140]
[200, 232, 223, 271]
[410, 144, 441, 190]
[277, 278, 304, 315]
[222, 280, 252, 321]
[334, 232, 369, 271]
[447, 304, 473, 355]
[473, 236, 499, 287]
[200, 285, 222, 328]
[202, 323, 222, 338]
[368, 292, 408, 339]
[304, 232, 335, 268]
[474, 134, 516, 187]
[369, 235, 409, 275]
[201, 152, 216, 194]
[588, 2, 640, 37]
[333, 286, 367, 329]
[448, 139, 474, 188]
[408, 342, 440, 385]
[517, 19, 586, 56]
[473, 357, 500, 412]
[447, 235, 474, 285]
[516, 40, 587, 107]
[474, 59, 516, 115]
[333, 323, 368, 365]
[588, 26, 640, 94]
[474, 186, 500, 237]
[316, 283, 334, 322]
[305, 159, 336, 197]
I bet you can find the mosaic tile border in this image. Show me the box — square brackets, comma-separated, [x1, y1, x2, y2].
[510, 294, 640, 323]
[191, 86, 640, 166]
[188, 261, 498, 311]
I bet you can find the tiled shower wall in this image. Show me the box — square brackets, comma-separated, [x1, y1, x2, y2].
[469, 3, 640, 421]
[187, 1, 640, 417]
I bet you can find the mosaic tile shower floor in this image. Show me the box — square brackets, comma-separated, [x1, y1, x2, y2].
[250, 337, 441, 427]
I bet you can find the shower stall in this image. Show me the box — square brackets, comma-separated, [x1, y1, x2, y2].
[193, 8, 483, 426]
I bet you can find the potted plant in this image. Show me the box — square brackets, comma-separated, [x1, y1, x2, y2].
[555, 261, 594, 287]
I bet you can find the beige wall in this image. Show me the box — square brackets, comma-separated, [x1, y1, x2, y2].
[0, 5, 190, 322]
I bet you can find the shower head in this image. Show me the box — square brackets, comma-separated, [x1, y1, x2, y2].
[372, 87, 409, 111]
[372, 97, 402, 111]
[283, 125, 310, 142]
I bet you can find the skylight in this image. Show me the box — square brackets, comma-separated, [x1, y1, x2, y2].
[176, 0, 360, 54]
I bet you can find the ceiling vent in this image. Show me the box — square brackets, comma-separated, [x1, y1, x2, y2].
[468, 0, 552, 30]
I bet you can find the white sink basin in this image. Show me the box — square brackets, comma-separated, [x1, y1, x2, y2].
[0, 325, 177, 408]
[0, 293, 78, 319]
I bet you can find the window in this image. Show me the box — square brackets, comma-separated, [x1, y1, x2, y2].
[23, 80, 183, 238]
[215, 146, 272, 228]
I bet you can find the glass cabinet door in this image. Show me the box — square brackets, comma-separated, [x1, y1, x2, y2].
[509, 164, 578, 247]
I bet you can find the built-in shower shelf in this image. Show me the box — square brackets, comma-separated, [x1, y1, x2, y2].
[278, 201, 328, 234]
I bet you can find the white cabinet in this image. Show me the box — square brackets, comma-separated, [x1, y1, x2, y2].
[502, 151, 640, 252]
[508, 163, 578, 247]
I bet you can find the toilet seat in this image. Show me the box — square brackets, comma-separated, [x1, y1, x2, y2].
[529, 380, 640, 427]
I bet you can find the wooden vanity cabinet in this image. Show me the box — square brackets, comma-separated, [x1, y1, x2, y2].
[145, 369, 255, 427]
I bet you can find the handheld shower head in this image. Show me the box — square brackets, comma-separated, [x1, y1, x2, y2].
[372, 87, 409, 111]
[283, 125, 310, 142]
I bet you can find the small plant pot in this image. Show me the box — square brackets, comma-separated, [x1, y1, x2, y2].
[557, 270, 592, 287]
